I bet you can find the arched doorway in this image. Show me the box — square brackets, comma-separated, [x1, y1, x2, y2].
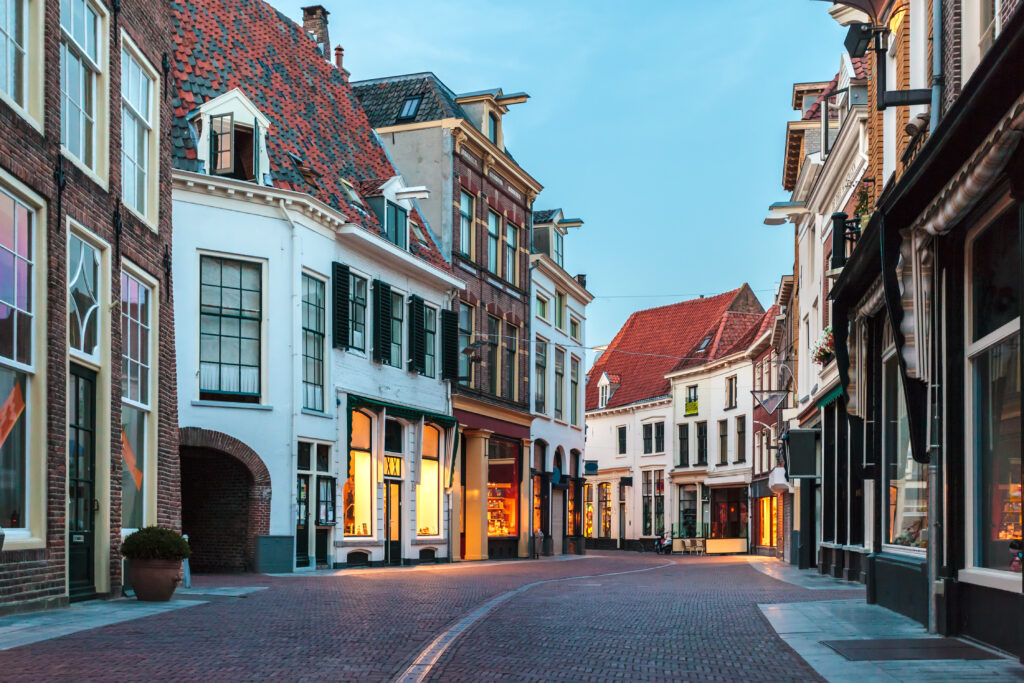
[179, 428, 271, 572]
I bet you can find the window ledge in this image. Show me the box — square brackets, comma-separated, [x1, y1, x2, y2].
[958, 567, 1022, 593]
[0, 91, 42, 134]
[191, 399, 273, 411]
[61, 147, 109, 192]
[122, 201, 159, 233]
[410, 538, 444, 545]
[1, 533, 45, 551]
[301, 408, 333, 419]
[336, 539, 377, 547]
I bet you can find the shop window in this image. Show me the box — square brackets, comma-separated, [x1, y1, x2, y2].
[567, 483, 577, 536]
[584, 484, 594, 537]
[968, 209, 1021, 572]
[642, 471, 652, 536]
[416, 424, 440, 536]
[532, 472, 542, 533]
[199, 255, 261, 402]
[534, 338, 547, 413]
[710, 487, 747, 539]
[120, 270, 152, 531]
[678, 485, 697, 538]
[654, 471, 664, 535]
[301, 274, 325, 412]
[598, 482, 611, 538]
[487, 438, 519, 537]
[344, 410, 373, 537]
[883, 354, 927, 548]
[68, 233, 101, 361]
[758, 496, 778, 547]
[316, 474, 335, 524]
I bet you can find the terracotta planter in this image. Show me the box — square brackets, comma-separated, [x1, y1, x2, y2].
[128, 558, 182, 601]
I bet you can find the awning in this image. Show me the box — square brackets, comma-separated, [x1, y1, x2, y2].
[815, 383, 844, 409]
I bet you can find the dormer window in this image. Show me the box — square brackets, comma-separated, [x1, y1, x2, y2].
[599, 384, 609, 409]
[339, 178, 364, 209]
[209, 113, 260, 181]
[488, 112, 499, 145]
[697, 336, 711, 352]
[397, 96, 421, 122]
[553, 230, 564, 268]
[384, 200, 408, 249]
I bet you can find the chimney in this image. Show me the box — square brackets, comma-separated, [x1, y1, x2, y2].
[334, 46, 349, 83]
[301, 5, 330, 58]
[575, 274, 587, 289]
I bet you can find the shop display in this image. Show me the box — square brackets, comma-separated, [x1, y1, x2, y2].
[488, 482, 517, 537]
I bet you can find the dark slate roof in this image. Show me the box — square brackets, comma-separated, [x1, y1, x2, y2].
[170, 0, 449, 271]
[533, 209, 558, 224]
[350, 73, 468, 128]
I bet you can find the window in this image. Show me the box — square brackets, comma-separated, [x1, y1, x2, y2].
[423, 306, 436, 378]
[966, 210, 1020, 571]
[655, 422, 665, 453]
[459, 192, 473, 258]
[388, 291, 404, 368]
[696, 421, 708, 464]
[678, 485, 697, 538]
[718, 420, 729, 465]
[725, 375, 737, 409]
[504, 223, 518, 286]
[487, 315, 500, 395]
[642, 471, 652, 536]
[535, 295, 548, 320]
[487, 438, 519, 537]
[488, 112, 499, 145]
[458, 303, 473, 386]
[384, 201, 408, 250]
[567, 482, 577, 536]
[654, 470, 664, 535]
[554, 347, 565, 420]
[598, 383, 609, 409]
[617, 425, 627, 455]
[735, 416, 746, 463]
[417, 424, 441, 535]
[120, 271, 152, 530]
[487, 211, 500, 274]
[642, 423, 653, 454]
[199, 255, 261, 402]
[677, 424, 689, 467]
[68, 232, 100, 359]
[301, 274, 325, 412]
[598, 482, 611, 538]
[584, 484, 594, 537]
[554, 292, 565, 330]
[60, 0, 101, 170]
[710, 487, 747, 539]
[685, 385, 698, 416]
[758, 496, 778, 547]
[980, 0, 1002, 53]
[0, 0, 26, 107]
[534, 339, 547, 414]
[570, 356, 580, 426]
[503, 323, 517, 401]
[569, 318, 580, 341]
[208, 113, 261, 182]
[397, 95, 421, 121]
[553, 229, 564, 268]
[120, 44, 155, 220]
[0, 188, 34, 531]
[883, 353, 926, 548]
[344, 410, 373, 537]
[349, 273, 367, 351]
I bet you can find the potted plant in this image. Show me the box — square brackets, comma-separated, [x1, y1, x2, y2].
[121, 526, 191, 602]
[812, 326, 835, 365]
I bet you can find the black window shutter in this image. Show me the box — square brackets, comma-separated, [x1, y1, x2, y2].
[408, 295, 426, 373]
[372, 280, 392, 364]
[441, 308, 459, 381]
[332, 262, 350, 349]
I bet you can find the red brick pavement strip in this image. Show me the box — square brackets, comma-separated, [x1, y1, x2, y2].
[0, 553, 863, 682]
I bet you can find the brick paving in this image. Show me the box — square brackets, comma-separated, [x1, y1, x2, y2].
[0, 552, 861, 681]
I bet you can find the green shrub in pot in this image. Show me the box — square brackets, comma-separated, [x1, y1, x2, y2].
[122, 527, 191, 601]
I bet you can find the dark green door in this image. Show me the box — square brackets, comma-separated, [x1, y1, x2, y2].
[68, 364, 97, 602]
[296, 475, 310, 567]
[384, 480, 401, 565]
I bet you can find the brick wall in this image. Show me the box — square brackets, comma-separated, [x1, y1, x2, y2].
[451, 146, 532, 415]
[180, 449, 252, 572]
[0, 0, 178, 611]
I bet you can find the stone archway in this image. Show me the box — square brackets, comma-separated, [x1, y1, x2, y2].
[179, 428, 271, 572]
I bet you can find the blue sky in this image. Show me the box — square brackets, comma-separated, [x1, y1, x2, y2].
[275, 0, 847, 364]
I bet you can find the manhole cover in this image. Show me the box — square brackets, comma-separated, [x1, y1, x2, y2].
[822, 638, 1000, 661]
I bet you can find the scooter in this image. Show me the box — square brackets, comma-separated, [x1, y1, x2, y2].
[653, 532, 672, 554]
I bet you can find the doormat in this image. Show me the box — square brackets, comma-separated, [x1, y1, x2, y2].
[822, 638, 1001, 661]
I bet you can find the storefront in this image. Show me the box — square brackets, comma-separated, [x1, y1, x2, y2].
[486, 437, 521, 558]
[751, 479, 778, 556]
[706, 485, 749, 554]
[676, 484, 698, 538]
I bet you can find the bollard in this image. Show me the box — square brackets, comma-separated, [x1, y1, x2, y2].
[182, 533, 192, 588]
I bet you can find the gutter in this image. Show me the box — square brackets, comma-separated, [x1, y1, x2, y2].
[278, 199, 303, 569]
[930, 0, 944, 131]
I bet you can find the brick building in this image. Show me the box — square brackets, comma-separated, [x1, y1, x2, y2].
[353, 74, 543, 560]
[0, 0, 178, 612]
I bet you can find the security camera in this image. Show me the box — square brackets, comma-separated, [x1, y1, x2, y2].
[905, 113, 930, 137]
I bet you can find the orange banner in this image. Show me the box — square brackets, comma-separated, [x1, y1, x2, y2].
[0, 382, 25, 451]
[121, 426, 143, 491]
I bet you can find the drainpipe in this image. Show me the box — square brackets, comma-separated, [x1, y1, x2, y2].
[931, 0, 944, 131]
[278, 199, 303, 568]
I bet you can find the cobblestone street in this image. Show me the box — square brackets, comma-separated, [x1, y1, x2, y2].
[0, 553, 867, 681]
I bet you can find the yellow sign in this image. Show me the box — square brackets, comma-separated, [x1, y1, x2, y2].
[685, 400, 698, 416]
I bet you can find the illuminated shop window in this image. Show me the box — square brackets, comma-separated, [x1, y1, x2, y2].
[344, 410, 373, 537]
[416, 424, 441, 536]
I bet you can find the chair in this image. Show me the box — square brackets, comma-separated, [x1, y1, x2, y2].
[694, 538, 705, 556]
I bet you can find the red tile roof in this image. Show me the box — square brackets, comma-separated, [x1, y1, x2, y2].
[170, 0, 450, 272]
[586, 286, 763, 411]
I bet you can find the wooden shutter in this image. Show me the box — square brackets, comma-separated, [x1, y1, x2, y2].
[332, 262, 350, 349]
[372, 279, 392, 364]
[441, 308, 459, 382]
[252, 119, 261, 182]
[408, 295, 426, 373]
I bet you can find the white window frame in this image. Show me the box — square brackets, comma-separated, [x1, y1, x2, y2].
[60, 0, 108, 183]
[616, 425, 627, 456]
[300, 270, 327, 412]
[68, 224, 106, 366]
[119, 32, 159, 228]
